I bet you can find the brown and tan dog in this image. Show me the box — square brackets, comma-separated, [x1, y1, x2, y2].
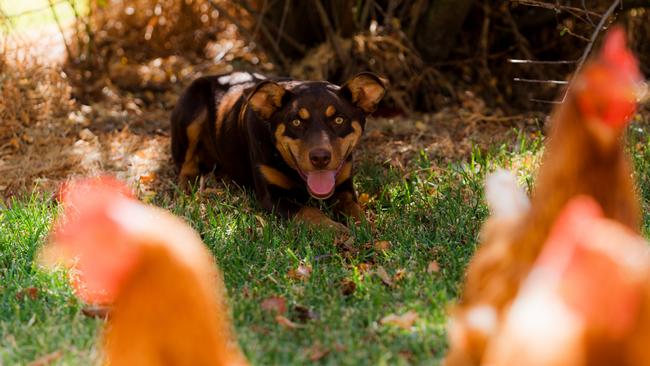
[170, 72, 386, 228]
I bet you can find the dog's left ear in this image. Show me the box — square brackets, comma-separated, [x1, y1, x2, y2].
[248, 81, 289, 120]
[341, 72, 387, 113]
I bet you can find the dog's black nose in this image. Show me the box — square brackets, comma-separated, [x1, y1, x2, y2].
[309, 149, 331, 169]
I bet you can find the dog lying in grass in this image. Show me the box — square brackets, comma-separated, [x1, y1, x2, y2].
[171, 72, 386, 229]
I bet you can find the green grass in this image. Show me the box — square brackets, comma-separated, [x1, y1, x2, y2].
[0, 0, 86, 33]
[1, 123, 650, 365]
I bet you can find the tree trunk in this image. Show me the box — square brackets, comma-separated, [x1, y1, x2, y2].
[414, 0, 476, 62]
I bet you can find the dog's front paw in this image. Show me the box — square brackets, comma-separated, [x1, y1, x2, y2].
[294, 207, 349, 233]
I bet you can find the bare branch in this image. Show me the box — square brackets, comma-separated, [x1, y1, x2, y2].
[313, 0, 349, 65]
[509, 59, 577, 64]
[514, 78, 568, 85]
[559, 0, 620, 102]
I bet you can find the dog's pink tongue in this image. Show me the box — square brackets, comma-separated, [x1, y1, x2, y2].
[307, 171, 336, 197]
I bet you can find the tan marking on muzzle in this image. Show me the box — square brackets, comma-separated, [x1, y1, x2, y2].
[333, 121, 362, 164]
[298, 108, 310, 119]
[325, 105, 336, 117]
[336, 161, 352, 185]
[258, 164, 295, 189]
[274, 124, 301, 169]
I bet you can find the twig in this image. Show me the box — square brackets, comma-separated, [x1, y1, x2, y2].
[518, 0, 621, 104]
[274, 0, 290, 49]
[313, 0, 349, 64]
[66, 0, 94, 65]
[508, 59, 577, 64]
[3, 0, 67, 18]
[510, 0, 601, 18]
[514, 78, 568, 84]
[559, 0, 620, 102]
[236, 1, 307, 55]
[209, 0, 290, 70]
[46, 0, 73, 59]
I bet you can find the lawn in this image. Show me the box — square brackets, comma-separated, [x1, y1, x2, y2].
[1, 121, 650, 365]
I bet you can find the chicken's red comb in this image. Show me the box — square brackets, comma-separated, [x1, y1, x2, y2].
[51, 176, 139, 304]
[56, 176, 134, 205]
[576, 26, 642, 129]
[600, 26, 642, 83]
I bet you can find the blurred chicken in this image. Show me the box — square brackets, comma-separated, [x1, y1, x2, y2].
[484, 196, 650, 366]
[43, 177, 247, 366]
[446, 27, 645, 365]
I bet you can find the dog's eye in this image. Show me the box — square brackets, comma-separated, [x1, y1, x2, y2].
[334, 117, 344, 125]
[291, 119, 302, 127]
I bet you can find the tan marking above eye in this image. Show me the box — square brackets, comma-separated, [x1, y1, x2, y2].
[291, 119, 302, 127]
[298, 108, 310, 119]
[334, 116, 344, 125]
[325, 105, 336, 117]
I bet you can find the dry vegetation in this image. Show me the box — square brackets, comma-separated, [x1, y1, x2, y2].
[0, 0, 648, 200]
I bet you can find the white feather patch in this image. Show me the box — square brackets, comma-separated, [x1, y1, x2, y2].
[485, 169, 530, 218]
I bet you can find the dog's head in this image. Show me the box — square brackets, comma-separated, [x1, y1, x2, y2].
[247, 73, 386, 199]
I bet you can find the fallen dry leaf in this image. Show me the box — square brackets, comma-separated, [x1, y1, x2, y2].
[393, 268, 407, 282]
[27, 350, 63, 366]
[427, 261, 440, 274]
[288, 263, 312, 281]
[254, 214, 267, 228]
[375, 266, 393, 287]
[261, 296, 287, 315]
[380, 310, 419, 329]
[15, 287, 38, 301]
[138, 172, 157, 184]
[357, 263, 373, 273]
[358, 193, 371, 206]
[340, 278, 356, 296]
[275, 315, 305, 329]
[305, 343, 330, 361]
[374, 240, 391, 251]
[81, 305, 111, 319]
[293, 304, 319, 322]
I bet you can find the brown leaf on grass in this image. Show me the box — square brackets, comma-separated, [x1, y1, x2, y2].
[393, 268, 407, 282]
[375, 266, 393, 287]
[15, 287, 38, 301]
[358, 193, 371, 206]
[254, 214, 267, 228]
[261, 296, 287, 315]
[380, 310, 419, 329]
[340, 278, 357, 296]
[81, 305, 111, 319]
[304, 343, 330, 361]
[275, 315, 305, 329]
[374, 240, 391, 251]
[288, 263, 312, 281]
[138, 172, 157, 184]
[357, 263, 373, 273]
[293, 304, 319, 322]
[427, 261, 440, 274]
[28, 350, 63, 366]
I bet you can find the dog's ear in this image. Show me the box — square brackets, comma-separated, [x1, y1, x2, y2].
[248, 81, 289, 119]
[340, 73, 387, 113]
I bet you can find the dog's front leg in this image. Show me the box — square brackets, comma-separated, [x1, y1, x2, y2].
[331, 178, 364, 223]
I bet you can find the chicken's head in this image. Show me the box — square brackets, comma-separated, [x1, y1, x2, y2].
[45, 177, 141, 304]
[574, 27, 644, 139]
